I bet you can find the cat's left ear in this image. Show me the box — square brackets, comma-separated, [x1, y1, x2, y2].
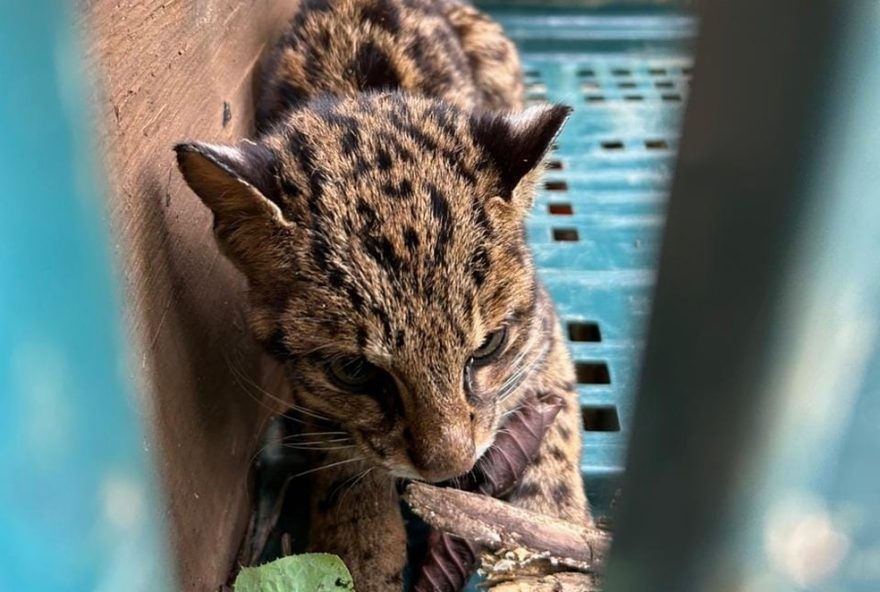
[471, 104, 571, 206]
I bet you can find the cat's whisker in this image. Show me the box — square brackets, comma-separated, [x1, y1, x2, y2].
[281, 437, 353, 446]
[289, 456, 365, 479]
[283, 404, 334, 423]
[496, 347, 532, 392]
[497, 340, 552, 404]
[340, 467, 374, 509]
[281, 435, 351, 444]
[227, 356, 308, 420]
[328, 469, 367, 511]
[284, 431, 349, 438]
[226, 354, 337, 424]
[227, 355, 287, 416]
[237, 367, 331, 422]
[283, 443, 357, 452]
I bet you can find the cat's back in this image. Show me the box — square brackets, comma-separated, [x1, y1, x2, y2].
[256, 0, 523, 132]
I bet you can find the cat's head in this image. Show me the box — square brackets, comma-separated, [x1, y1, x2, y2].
[176, 93, 569, 482]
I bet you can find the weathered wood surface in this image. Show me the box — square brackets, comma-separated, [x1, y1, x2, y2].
[405, 482, 611, 590]
[80, 1, 297, 589]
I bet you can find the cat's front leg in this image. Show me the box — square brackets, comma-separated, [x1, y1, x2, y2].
[307, 457, 406, 592]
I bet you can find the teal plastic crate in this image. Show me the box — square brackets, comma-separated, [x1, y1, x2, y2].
[488, 5, 695, 517]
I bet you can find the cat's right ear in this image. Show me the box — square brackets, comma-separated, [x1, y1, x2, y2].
[175, 141, 294, 281]
[175, 140, 286, 223]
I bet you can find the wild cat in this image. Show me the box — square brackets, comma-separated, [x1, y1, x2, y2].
[175, 0, 589, 589]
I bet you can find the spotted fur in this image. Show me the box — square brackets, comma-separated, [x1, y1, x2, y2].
[175, 1, 587, 590]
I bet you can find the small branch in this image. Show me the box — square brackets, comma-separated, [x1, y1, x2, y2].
[404, 482, 611, 573]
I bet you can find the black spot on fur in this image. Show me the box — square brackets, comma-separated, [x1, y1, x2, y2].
[280, 177, 301, 199]
[356, 199, 378, 227]
[434, 29, 470, 81]
[328, 269, 346, 289]
[550, 445, 567, 462]
[395, 330, 405, 348]
[487, 43, 510, 62]
[386, 108, 437, 153]
[361, 0, 401, 34]
[363, 234, 402, 273]
[463, 295, 474, 319]
[353, 157, 371, 177]
[288, 129, 338, 280]
[552, 483, 572, 507]
[426, 102, 457, 138]
[407, 37, 439, 80]
[340, 129, 359, 155]
[427, 184, 453, 263]
[403, 227, 420, 251]
[354, 42, 401, 91]
[348, 286, 365, 312]
[559, 425, 572, 442]
[471, 196, 494, 237]
[277, 81, 307, 110]
[371, 305, 394, 340]
[439, 147, 477, 185]
[471, 105, 572, 198]
[376, 131, 414, 163]
[470, 246, 490, 287]
[382, 179, 413, 199]
[319, 110, 361, 156]
[376, 148, 392, 171]
[287, 129, 324, 202]
[356, 326, 368, 349]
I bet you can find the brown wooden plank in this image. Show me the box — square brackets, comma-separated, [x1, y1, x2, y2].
[80, 1, 298, 589]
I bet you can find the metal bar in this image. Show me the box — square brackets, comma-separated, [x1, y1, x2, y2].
[605, 3, 880, 592]
[0, 2, 174, 591]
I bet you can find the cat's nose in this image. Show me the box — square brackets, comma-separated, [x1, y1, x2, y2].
[406, 421, 476, 483]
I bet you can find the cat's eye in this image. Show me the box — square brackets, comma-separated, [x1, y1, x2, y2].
[471, 327, 508, 365]
[327, 356, 379, 390]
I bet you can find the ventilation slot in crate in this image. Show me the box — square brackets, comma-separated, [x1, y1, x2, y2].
[568, 321, 602, 342]
[645, 139, 669, 150]
[601, 140, 625, 151]
[575, 361, 611, 384]
[552, 228, 579, 242]
[548, 202, 573, 216]
[582, 406, 621, 432]
[544, 180, 568, 191]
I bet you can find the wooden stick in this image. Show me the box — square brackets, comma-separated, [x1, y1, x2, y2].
[403, 482, 612, 573]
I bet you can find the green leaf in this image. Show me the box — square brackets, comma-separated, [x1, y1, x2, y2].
[234, 553, 355, 592]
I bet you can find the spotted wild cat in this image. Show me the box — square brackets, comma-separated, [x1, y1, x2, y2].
[175, 0, 590, 590]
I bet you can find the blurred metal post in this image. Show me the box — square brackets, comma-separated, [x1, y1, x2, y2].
[0, 2, 173, 591]
[605, 3, 880, 592]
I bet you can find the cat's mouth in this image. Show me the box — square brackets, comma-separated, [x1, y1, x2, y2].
[352, 426, 497, 483]
[373, 438, 496, 483]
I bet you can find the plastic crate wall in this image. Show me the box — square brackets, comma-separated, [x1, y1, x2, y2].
[485, 4, 696, 516]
